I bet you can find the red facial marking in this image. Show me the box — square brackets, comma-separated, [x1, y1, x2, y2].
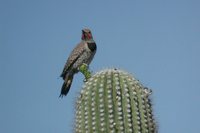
[87, 33, 92, 39]
[81, 34, 85, 40]
[82, 32, 92, 40]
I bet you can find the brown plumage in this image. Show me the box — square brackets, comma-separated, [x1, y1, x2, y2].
[60, 29, 97, 97]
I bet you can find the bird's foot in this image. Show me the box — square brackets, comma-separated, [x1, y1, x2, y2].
[79, 63, 92, 81]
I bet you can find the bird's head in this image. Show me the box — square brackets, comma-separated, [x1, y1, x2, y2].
[81, 28, 93, 41]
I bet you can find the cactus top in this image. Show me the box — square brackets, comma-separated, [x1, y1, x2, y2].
[75, 68, 157, 133]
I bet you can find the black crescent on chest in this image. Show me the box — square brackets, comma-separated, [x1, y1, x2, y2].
[87, 42, 97, 52]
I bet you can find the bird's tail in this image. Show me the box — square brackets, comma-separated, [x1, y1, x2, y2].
[59, 74, 74, 97]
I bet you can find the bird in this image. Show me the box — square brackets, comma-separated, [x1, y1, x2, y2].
[59, 28, 97, 97]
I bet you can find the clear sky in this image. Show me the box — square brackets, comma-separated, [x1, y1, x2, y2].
[1, 0, 200, 133]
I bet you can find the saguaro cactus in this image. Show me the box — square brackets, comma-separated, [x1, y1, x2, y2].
[75, 69, 157, 133]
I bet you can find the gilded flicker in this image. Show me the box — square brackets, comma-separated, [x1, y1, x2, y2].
[60, 29, 97, 97]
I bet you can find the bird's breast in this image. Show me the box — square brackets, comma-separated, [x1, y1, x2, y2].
[87, 42, 97, 52]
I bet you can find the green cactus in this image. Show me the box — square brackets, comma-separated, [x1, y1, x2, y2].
[79, 63, 92, 81]
[75, 69, 157, 133]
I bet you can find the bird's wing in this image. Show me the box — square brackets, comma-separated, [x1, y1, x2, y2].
[60, 41, 85, 79]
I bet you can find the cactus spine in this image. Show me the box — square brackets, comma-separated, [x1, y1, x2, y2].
[75, 69, 157, 133]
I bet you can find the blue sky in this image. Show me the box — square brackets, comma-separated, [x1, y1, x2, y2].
[1, 0, 200, 133]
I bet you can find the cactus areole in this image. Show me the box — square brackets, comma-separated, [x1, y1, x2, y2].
[75, 69, 157, 133]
